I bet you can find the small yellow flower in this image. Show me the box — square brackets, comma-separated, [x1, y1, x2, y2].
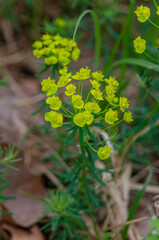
[33, 49, 43, 58]
[57, 75, 71, 88]
[45, 111, 63, 128]
[90, 80, 101, 89]
[71, 48, 81, 61]
[54, 17, 66, 28]
[65, 84, 76, 96]
[92, 71, 104, 81]
[58, 56, 70, 66]
[106, 85, 116, 95]
[105, 109, 118, 125]
[105, 76, 119, 89]
[83, 111, 94, 125]
[45, 56, 58, 65]
[42, 47, 52, 55]
[32, 41, 43, 49]
[157, 7, 159, 15]
[41, 33, 52, 41]
[135, 5, 150, 22]
[133, 36, 146, 54]
[91, 89, 103, 100]
[41, 77, 58, 96]
[106, 94, 116, 104]
[124, 112, 133, 123]
[84, 102, 101, 113]
[73, 111, 94, 127]
[72, 67, 91, 80]
[119, 97, 129, 112]
[97, 146, 111, 160]
[73, 112, 85, 127]
[46, 95, 62, 110]
[72, 95, 84, 109]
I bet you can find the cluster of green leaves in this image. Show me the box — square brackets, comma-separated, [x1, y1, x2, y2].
[143, 217, 159, 240]
[0, 145, 20, 217]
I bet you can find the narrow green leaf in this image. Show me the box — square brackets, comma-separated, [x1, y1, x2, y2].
[79, 128, 86, 163]
[84, 177, 97, 207]
[65, 126, 78, 145]
[20, 191, 46, 202]
[65, 161, 81, 182]
[73, 10, 101, 70]
[122, 167, 152, 240]
[110, 58, 159, 73]
[35, 65, 50, 76]
[84, 125, 97, 143]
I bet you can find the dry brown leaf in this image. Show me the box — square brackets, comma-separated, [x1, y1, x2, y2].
[3, 161, 46, 227]
[1, 223, 45, 240]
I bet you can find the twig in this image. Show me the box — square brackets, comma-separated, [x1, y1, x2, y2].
[117, 119, 159, 171]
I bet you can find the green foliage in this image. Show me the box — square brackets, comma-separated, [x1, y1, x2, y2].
[41, 190, 87, 240]
[142, 217, 159, 240]
[0, 145, 20, 216]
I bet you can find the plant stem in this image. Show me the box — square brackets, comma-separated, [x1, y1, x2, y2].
[148, 19, 159, 29]
[144, 52, 159, 64]
[94, 119, 123, 135]
[153, 0, 158, 8]
[52, 65, 56, 79]
[85, 140, 97, 153]
[85, 87, 93, 104]
[81, 164, 101, 240]
[61, 105, 74, 116]
[78, 80, 81, 95]
[80, 80, 84, 96]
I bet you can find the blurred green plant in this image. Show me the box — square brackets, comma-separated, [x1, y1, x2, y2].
[41, 190, 87, 240]
[0, 144, 20, 217]
[142, 216, 159, 240]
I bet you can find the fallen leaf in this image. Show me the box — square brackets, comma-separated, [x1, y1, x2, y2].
[2, 223, 45, 240]
[3, 160, 46, 227]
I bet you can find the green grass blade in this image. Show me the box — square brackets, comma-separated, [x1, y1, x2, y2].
[20, 190, 46, 202]
[119, 0, 135, 83]
[73, 9, 101, 70]
[122, 167, 152, 240]
[110, 58, 159, 73]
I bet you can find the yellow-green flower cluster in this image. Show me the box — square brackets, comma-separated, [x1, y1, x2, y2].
[54, 18, 66, 28]
[135, 5, 150, 22]
[73, 111, 94, 127]
[41, 66, 133, 160]
[97, 146, 111, 160]
[33, 33, 80, 66]
[133, 36, 146, 54]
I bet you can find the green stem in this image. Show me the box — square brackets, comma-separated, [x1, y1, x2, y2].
[148, 19, 159, 29]
[119, 0, 135, 84]
[153, 0, 158, 8]
[85, 140, 97, 153]
[73, 10, 101, 70]
[58, 111, 73, 118]
[52, 65, 56, 79]
[80, 80, 84, 96]
[144, 52, 159, 64]
[69, 96, 77, 113]
[94, 119, 123, 135]
[81, 165, 100, 240]
[78, 80, 81, 95]
[61, 105, 74, 116]
[85, 87, 93, 104]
